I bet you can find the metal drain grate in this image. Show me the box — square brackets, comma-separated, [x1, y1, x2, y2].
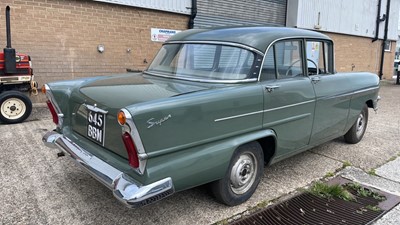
[231, 178, 400, 225]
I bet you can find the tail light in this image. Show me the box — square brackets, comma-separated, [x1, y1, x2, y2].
[122, 132, 139, 168]
[46, 100, 59, 125]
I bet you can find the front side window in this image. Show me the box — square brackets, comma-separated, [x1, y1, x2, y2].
[147, 43, 257, 81]
[262, 40, 304, 80]
[306, 40, 334, 75]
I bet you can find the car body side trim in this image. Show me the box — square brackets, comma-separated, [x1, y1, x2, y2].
[352, 86, 379, 95]
[317, 86, 379, 101]
[215, 110, 264, 122]
[262, 100, 315, 113]
[263, 113, 311, 127]
[215, 100, 315, 122]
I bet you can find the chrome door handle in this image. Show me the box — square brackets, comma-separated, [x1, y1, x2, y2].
[265, 85, 280, 93]
[311, 76, 320, 84]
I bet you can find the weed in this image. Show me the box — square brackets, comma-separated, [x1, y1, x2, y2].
[324, 172, 335, 178]
[365, 205, 382, 212]
[342, 161, 352, 168]
[368, 169, 377, 176]
[214, 218, 229, 225]
[310, 182, 354, 201]
[388, 156, 397, 162]
[256, 200, 270, 209]
[296, 187, 307, 193]
[345, 183, 386, 201]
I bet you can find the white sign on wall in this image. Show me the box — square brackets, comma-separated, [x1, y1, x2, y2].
[151, 28, 181, 42]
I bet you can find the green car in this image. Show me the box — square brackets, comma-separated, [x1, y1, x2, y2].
[42, 27, 380, 208]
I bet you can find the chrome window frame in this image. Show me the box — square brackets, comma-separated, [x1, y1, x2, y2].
[144, 41, 264, 84]
[258, 36, 334, 82]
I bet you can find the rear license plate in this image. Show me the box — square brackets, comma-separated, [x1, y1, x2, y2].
[87, 109, 106, 146]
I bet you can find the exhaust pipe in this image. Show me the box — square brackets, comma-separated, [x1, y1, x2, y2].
[6, 6, 12, 48]
[4, 5, 17, 74]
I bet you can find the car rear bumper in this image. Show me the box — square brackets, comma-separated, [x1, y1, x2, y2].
[42, 130, 174, 208]
[373, 95, 381, 111]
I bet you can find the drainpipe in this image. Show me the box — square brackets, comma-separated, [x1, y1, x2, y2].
[372, 0, 385, 43]
[188, 0, 197, 29]
[378, 0, 391, 80]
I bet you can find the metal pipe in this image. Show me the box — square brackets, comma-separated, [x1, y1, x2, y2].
[5, 6, 12, 48]
[188, 0, 197, 29]
[372, 0, 383, 42]
[378, 0, 391, 79]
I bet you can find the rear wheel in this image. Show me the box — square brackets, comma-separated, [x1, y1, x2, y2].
[211, 141, 264, 206]
[0, 91, 32, 124]
[344, 105, 368, 144]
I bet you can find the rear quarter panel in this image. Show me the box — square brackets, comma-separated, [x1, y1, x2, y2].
[126, 84, 265, 189]
[341, 72, 380, 133]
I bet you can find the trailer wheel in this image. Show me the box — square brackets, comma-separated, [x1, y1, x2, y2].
[0, 91, 32, 124]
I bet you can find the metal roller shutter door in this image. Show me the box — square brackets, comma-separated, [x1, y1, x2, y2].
[194, 0, 287, 28]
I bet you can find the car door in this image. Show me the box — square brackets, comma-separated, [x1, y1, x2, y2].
[306, 40, 352, 144]
[260, 39, 316, 158]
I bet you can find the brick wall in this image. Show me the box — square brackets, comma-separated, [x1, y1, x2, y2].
[325, 32, 395, 80]
[0, 0, 188, 102]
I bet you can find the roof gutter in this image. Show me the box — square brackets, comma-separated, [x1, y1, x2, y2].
[378, 0, 391, 80]
[188, 0, 197, 29]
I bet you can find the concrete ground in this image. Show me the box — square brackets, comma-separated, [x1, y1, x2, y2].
[0, 81, 399, 225]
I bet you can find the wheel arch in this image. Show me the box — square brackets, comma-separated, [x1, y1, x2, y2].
[366, 99, 374, 108]
[232, 129, 277, 167]
[256, 135, 277, 166]
[210, 130, 275, 206]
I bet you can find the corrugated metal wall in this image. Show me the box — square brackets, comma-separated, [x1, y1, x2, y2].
[93, 0, 191, 15]
[287, 0, 400, 41]
[194, 0, 287, 28]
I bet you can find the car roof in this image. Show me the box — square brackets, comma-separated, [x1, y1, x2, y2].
[167, 26, 331, 53]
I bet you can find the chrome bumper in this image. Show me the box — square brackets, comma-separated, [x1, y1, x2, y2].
[42, 131, 174, 208]
[373, 96, 381, 112]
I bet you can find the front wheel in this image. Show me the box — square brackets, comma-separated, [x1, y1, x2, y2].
[211, 141, 264, 206]
[344, 105, 368, 144]
[0, 91, 32, 124]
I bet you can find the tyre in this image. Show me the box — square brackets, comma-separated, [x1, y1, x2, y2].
[211, 141, 264, 206]
[0, 91, 32, 124]
[344, 104, 368, 144]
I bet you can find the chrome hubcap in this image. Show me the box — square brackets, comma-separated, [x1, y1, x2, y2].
[356, 114, 365, 138]
[1, 98, 26, 120]
[230, 152, 257, 195]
